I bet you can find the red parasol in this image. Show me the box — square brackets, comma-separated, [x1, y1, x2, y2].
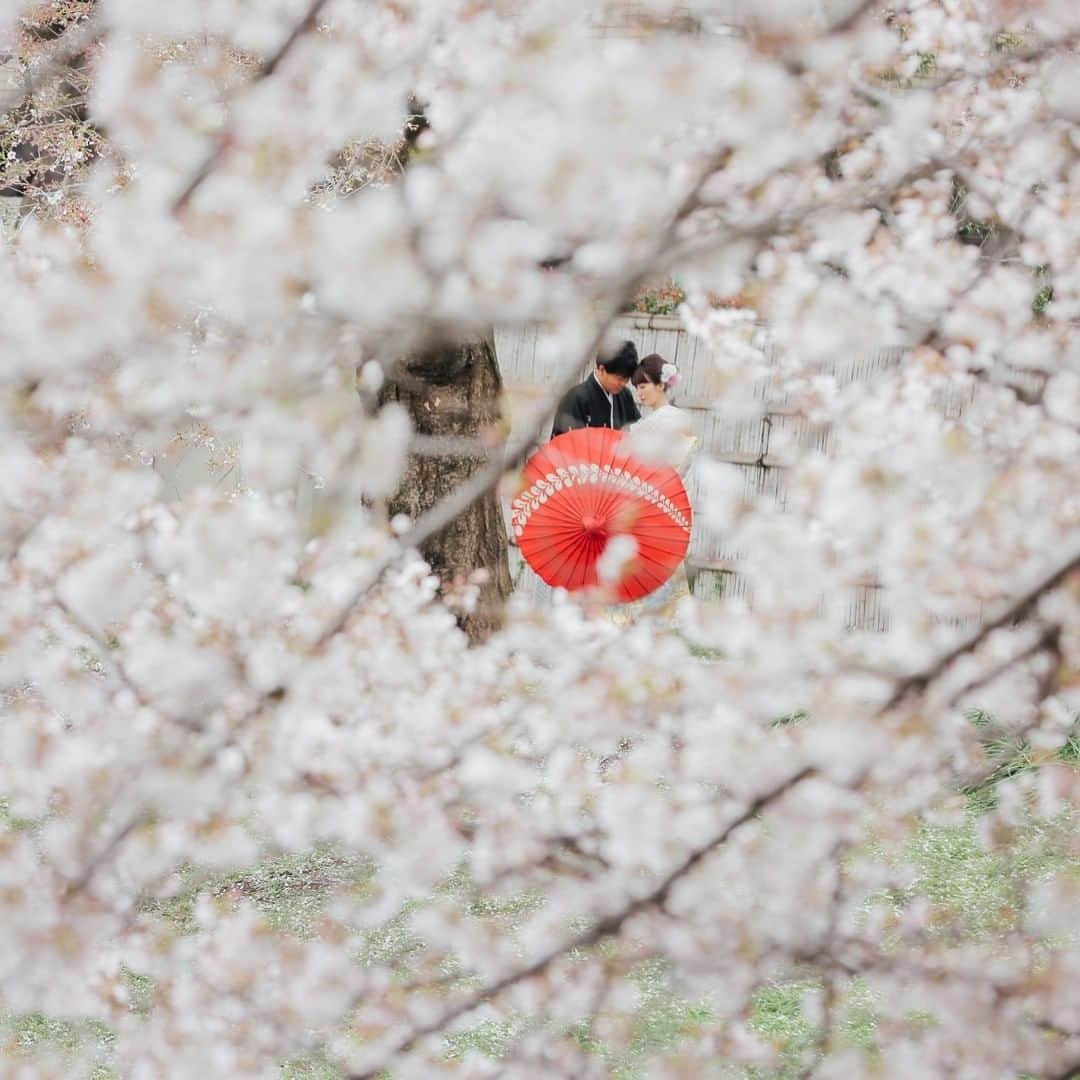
[511, 427, 692, 602]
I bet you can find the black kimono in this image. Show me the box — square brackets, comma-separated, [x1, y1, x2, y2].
[551, 374, 640, 437]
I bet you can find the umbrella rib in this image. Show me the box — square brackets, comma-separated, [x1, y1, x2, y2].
[571, 532, 598, 591]
[535, 531, 597, 586]
[528, 532, 587, 575]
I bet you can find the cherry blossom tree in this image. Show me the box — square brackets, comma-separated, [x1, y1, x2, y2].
[1, 0, 1078, 1077]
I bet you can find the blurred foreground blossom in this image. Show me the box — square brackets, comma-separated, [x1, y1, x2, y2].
[1, 0, 1079, 1077]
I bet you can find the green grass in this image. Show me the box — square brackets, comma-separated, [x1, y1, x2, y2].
[738, 977, 884, 1079]
[859, 709, 1080, 942]
[281, 1051, 351, 1079]
[445, 1016, 529, 1063]
[564, 959, 713, 1079]
[145, 844, 376, 938]
[748, 980, 818, 1063]
[962, 708, 1080, 812]
[0, 1011, 115, 1078]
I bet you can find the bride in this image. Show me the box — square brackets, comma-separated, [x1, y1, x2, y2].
[602, 352, 697, 624]
[627, 353, 696, 473]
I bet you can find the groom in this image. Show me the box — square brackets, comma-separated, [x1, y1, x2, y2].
[551, 340, 641, 437]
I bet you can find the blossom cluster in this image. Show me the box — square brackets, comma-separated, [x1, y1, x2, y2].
[1, 0, 1078, 1076]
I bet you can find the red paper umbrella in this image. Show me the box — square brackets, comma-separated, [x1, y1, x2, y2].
[510, 427, 692, 602]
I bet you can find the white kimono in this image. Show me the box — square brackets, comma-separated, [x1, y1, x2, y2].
[625, 403, 697, 475]
[593, 404, 697, 624]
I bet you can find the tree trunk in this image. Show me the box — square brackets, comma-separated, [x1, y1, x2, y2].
[378, 333, 513, 643]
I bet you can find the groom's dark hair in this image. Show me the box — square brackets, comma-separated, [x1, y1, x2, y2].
[596, 340, 638, 379]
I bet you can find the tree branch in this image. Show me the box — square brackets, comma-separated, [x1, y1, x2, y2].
[346, 766, 815, 1079]
[62, 814, 144, 899]
[171, 0, 333, 215]
[49, 588, 203, 732]
[879, 551, 1080, 714]
[945, 621, 1062, 709]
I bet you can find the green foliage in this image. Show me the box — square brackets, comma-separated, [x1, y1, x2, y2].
[621, 960, 713, 1070]
[438, 860, 546, 922]
[682, 636, 726, 661]
[694, 568, 737, 602]
[355, 898, 427, 970]
[905, 1008, 936, 1032]
[738, 977, 888, 1078]
[950, 182, 998, 249]
[907, 818, 1023, 936]
[1059, 726, 1080, 763]
[956, 215, 998, 248]
[951, 191, 1056, 317]
[123, 971, 155, 1017]
[440, 959, 712, 1074]
[0, 796, 38, 831]
[838, 979, 879, 1052]
[962, 708, 1080, 812]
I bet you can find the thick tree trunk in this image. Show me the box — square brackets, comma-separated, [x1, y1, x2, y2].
[378, 333, 512, 643]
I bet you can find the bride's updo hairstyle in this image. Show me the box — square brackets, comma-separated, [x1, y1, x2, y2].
[631, 352, 666, 387]
[632, 353, 678, 392]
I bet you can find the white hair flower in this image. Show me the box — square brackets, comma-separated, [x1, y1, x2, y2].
[661, 362, 679, 388]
